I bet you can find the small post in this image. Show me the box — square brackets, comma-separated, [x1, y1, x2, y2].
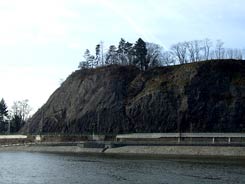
[212, 137, 215, 144]
[228, 137, 231, 144]
[178, 133, 181, 143]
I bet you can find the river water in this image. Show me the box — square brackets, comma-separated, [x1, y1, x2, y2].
[0, 152, 244, 184]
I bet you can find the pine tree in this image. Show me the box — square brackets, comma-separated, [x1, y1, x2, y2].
[78, 49, 95, 69]
[117, 38, 127, 65]
[117, 38, 135, 65]
[10, 114, 22, 132]
[95, 44, 101, 67]
[0, 98, 8, 132]
[134, 38, 147, 70]
[125, 42, 134, 65]
[105, 45, 118, 65]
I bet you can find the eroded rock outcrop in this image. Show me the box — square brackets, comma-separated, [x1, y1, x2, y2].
[24, 60, 245, 133]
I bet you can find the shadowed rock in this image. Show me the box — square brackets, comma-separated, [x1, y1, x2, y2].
[23, 60, 245, 134]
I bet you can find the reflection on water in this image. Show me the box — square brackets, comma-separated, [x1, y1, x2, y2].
[0, 152, 244, 184]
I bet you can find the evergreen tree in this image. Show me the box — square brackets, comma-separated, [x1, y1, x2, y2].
[95, 44, 101, 67]
[117, 38, 127, 65]
[10, 114, 22, 132]
[78, 61, 89, 69]
[118, 38, 126, 53]
[117, 38, 135, 65]
[78, 49, 95, 69]
[134, 38, 148, 70]
[0, 98, 8, 132]
[105, 45, 118, 65]
[125, 42, 134, 65]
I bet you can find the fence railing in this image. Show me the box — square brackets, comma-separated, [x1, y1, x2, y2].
[116, 133, 245, 144]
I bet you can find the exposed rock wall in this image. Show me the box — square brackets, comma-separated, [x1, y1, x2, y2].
[24, 60, 245, 134]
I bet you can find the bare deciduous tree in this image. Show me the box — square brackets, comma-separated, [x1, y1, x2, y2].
[186, 41, 195, 62]
[171, 42, 187, 64]
[226, 48, 234, 59]
[146, 42, 164, 68]
[224, 48, 243, 60]
[203, 38, 212, 60]
[194, 40, 204, 62]
[242, 49, 245, 60]
[233, 49, 243, 60]
[162, 51, 175, 66]
[12, 99, 32, 122]
[215, 40, 225, 60]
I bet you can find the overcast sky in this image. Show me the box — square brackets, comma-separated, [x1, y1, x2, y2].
[0, 0, 244, 113]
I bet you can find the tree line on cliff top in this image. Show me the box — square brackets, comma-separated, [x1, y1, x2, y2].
[79, 38, 244, 70]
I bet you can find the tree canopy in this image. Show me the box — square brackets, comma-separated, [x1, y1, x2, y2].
[78, 38, 245, 71]
[0, 98, 31, 133]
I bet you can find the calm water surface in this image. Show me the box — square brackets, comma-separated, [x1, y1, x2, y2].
[0, 152, 244, 184]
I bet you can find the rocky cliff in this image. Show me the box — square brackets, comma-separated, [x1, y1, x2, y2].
[24, 60, 245, 134]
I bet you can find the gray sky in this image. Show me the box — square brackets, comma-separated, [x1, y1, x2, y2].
[0, 0, 244, 113]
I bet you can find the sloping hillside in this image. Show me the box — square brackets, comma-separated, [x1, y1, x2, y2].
[24, 60, 245, 134]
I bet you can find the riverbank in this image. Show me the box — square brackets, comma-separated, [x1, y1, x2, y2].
[1, 144, 245, 158]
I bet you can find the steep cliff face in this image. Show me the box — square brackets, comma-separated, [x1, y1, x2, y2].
[25, 60, 245, 134]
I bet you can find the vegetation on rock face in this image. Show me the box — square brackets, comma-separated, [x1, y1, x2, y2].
[24, 59, 245, 134]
